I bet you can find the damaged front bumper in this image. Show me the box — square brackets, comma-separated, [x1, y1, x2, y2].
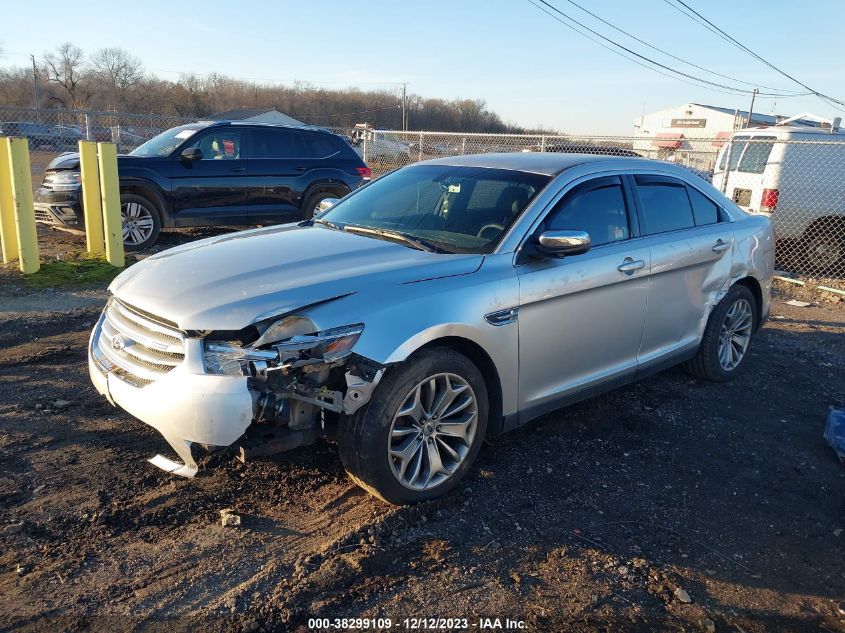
[88, 302, 383, 477]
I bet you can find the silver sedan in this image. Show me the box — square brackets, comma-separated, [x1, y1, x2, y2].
[88, 153, 774, 504]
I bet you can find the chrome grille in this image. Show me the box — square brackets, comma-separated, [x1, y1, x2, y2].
[34, 208, 52, 222]
[95, 299, 185, 386]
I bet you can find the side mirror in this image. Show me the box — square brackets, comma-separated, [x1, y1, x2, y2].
[535, 230, 591, 258]
[181, 147, 203, 162]
[316, 197, 340, 214]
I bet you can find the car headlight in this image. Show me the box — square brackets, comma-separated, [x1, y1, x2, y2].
[45, 171, 82, 190]
[203, 323, 365, 376]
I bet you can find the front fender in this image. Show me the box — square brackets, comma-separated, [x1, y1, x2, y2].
[300, 253, 521, 416]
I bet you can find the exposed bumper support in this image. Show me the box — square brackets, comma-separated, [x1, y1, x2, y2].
[343, 367, 385, 414]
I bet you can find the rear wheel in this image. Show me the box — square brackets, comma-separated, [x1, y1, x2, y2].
[303, 190, 344, 220]
[338, 348, 488, 504]
[800, 220, 845, 273]
[686, 284, 757, 382]
[120, 193, 161, 251]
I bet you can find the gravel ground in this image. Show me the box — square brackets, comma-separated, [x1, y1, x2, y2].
[0, 229, 844, 632]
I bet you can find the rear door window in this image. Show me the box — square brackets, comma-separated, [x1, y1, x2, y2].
[718, 139, 748, 171]
[687, 186, 721, 226]
[737, 136, 775, 173]
[250, 128, 302, 159]
[634, 175, 695, 234]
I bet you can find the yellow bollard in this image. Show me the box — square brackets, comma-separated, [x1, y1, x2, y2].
[79, 141, 105, 255]
[7, 137, 40, 274]
[97, 142, 124, 268]
[0, 137, 19, 264]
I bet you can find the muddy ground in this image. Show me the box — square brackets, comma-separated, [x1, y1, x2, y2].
[1, 228, 844, 632]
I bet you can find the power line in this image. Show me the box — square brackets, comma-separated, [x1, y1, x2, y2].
[530, 0, 806, 98]
[526, 0, 748, 97]
[662, 0, 845, 110]
[559, 0, 802, 95]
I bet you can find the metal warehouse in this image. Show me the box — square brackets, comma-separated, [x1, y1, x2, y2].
[631, 102, 823, 169]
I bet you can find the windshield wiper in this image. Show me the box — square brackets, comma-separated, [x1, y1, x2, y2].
[342, 224, 444, 253]
[312, 217, 342, 230]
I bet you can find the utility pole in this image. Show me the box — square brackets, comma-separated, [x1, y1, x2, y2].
[30, 54, 39, 111]
[745, 88, 758, 129]
[401, 83, 408, 131]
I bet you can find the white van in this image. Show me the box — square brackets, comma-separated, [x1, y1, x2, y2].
[712, 120, 845, 271]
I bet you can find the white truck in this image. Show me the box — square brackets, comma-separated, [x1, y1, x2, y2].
[712, 114, 845, 272]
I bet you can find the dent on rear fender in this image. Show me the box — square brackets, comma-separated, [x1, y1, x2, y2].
[689, 227, 772, 339]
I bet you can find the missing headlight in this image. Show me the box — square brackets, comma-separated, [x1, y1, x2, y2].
[202, 323, 365, 377]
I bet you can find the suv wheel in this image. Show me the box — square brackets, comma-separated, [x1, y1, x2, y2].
[303, 191, 342, 220]
[121, 193, 161, 251]
[686, 284, 757, 382]
[338, 348, 488, 504]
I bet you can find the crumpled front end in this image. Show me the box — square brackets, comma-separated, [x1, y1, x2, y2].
[88, 297, 384, 477]
[89, 299, 254, 476]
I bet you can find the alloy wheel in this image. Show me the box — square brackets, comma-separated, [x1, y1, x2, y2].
[388, 373, 478, 491]
[121, 202, 155, 246]
[718, 298, 753, 371]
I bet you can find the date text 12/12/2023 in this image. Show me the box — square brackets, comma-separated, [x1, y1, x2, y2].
[307, 617, 527, 630]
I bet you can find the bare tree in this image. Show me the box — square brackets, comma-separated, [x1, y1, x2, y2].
[90, 47, 143, 107]
[42, 43, 88, 109]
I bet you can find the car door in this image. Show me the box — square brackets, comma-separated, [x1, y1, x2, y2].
[167, 128, 250, 224]
[517, 175, 650, 415]
[246, 127, 309, 222]
[629, 174, 734, 368]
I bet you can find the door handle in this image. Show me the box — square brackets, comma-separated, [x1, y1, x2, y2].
[617, 258, 645, 274]
[293, 167, 307, 172]
[712, 239, 731, 253]
[231, 166, 246, 172]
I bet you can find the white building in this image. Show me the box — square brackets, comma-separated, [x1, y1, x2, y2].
[631, 103, 822, 169]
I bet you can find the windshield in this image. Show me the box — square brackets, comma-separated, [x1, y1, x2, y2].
[130, 124, 203, 157]
[319, 165, 550, 254]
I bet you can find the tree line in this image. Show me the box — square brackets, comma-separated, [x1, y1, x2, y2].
[0, 43, 550, 133]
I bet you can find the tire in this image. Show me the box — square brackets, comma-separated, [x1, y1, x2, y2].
[338, 348, 489, 505]
[799, 221, 845, 273]
[686, 284, 757, 382]
[302, 190, 343, 220]
[120, 193, 161, 251]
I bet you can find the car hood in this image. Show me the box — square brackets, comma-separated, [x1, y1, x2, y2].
[45, 152, 137, 171]
[109, 224, 483, 330]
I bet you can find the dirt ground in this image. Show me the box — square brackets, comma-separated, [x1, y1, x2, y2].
[1, 228, 844, 632]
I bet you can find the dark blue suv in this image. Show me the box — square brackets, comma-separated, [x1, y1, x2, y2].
[34, 121, 371, 250]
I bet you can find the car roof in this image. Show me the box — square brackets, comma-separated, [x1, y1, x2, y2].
[195, 120, 331, 134]
[415, 152, 653, 176]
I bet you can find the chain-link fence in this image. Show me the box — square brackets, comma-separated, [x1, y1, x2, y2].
[342, 128, 845, 279]
[0, 106, 194, 186]
[711, 136, 845, 278]
[3, 107, 844, 279]
[338, 128, 722, 179]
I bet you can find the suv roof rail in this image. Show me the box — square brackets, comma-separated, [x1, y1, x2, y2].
[194, 119, 330, 134]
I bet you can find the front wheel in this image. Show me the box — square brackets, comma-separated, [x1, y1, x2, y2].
[120, 193, 161, 251]
[338, 348, 488, 504]
[686, 284, 757, 382]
